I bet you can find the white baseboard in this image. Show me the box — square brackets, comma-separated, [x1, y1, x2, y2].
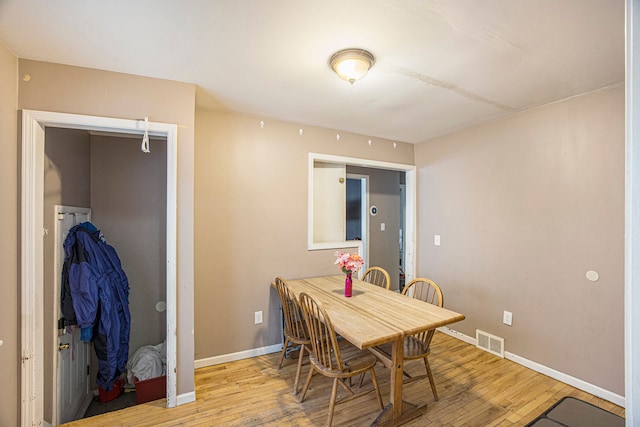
[177, 391, 196, 406]
[194, 343, 282, 369]
[505, 351, 625, 407]
[437, 327, 626, 408]
[438, 326, 476, 345]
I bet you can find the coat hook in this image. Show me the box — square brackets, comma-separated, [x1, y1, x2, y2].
[141, 117, 150, 153]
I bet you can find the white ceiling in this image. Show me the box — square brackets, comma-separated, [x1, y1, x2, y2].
[0, 0, 624, 144]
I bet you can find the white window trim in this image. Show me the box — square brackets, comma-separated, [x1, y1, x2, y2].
[307, 152, 416, 281]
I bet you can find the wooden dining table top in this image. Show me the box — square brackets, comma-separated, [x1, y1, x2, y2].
[282, 275, 466, 350]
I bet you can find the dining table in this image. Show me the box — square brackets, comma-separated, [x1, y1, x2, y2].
[280, 275, 465, 426]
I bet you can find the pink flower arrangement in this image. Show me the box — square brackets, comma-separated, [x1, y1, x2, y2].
[334, 251, 364, 274]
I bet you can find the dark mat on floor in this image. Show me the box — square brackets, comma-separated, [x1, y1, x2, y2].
[525, 396, 624, 427]
[83, 390, 137, 418]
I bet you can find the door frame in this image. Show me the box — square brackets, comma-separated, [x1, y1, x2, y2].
[399, 183, 406, 283]
[20, 110, 178, 426]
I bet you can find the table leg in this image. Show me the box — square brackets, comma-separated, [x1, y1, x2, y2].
[390, 338, 404, 418]
[370, 338, 429, 426]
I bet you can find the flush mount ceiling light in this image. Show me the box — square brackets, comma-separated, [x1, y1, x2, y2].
[329, 48, 375, 84]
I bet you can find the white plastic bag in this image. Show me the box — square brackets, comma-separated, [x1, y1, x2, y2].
[126, 340, 166, 384]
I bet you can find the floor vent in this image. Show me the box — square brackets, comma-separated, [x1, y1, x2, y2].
[476, 329, 504, 358]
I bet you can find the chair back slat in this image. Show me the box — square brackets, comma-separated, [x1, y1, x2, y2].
[299, 292, 343, 371]
[275, 277, 309, 341]
[402, 278, 443, 349]
[402, 278, 443, 307]
[361, 266, 391, 290]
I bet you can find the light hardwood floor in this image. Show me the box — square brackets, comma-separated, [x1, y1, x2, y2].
[63, 332, 625, 426]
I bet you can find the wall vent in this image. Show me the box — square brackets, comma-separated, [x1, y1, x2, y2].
[476, 329, 504, 358]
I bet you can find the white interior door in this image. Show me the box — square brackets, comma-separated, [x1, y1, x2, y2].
[53, 206, 92, 425]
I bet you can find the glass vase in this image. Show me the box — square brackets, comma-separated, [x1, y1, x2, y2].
[345, 272, 352, 297]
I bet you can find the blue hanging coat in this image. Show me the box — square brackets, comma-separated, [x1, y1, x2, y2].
[60, 222, 131, 391]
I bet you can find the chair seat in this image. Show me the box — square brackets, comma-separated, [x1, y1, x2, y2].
[375, 336, 430, 361]
[309, 349, 378, 379]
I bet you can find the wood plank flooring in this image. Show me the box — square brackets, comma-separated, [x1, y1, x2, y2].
[62, 332, 625, 426]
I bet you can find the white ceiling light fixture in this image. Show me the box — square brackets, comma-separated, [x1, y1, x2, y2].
[329, 48, 375, 84]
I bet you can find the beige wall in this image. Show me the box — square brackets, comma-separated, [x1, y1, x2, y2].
[0, 41, 18, 427]
[194, 108, 413, 358]
[44, 128, 92, 207]
[91, 134, 167, 352]
[415, 85, 625, 394]
[18, 59, 196, 397]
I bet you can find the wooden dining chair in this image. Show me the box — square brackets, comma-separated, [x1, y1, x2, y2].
[274, 276, 312, 395]
[371, 277, 444, 401]
[298, 292, 383, 427]
[361, 266, 391, 290]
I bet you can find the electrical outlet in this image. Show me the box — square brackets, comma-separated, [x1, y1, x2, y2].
[434, 235, 441, 246]
[503, 311, 512, 326]
[254, 311, 263, 324]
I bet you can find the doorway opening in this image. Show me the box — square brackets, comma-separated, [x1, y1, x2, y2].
[21, 110, 178, 426]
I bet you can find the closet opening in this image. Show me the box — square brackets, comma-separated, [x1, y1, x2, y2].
[21, 110, 178, 426]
